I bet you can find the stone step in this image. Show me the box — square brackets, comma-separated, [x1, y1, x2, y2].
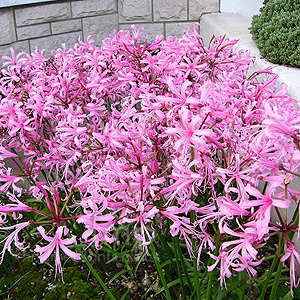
[200, 12, 300, 102]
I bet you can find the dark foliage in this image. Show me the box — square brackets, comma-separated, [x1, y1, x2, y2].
[250, 0, 300, 67]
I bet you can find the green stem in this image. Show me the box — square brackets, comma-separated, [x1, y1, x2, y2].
[3, 256, 15, 282]
[75, 246, 117, 300]
[59, 187, 75, 218]
[174, 235, 193, 291]
[172, 237, 186, 300]
[269, 261, 283, 300]
[206, 228, 220, 300]
[259, 238, 282, 300]
[289, 201, 299, 241]
[191, 211, 200, 300]
[149, 242, 172, 300]
[242, 269, 247, 300]
[190, 146, 201, 299]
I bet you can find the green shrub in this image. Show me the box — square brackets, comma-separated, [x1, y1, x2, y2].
[250, 0, 300, 67]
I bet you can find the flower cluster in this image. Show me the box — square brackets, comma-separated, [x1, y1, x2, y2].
[0, 24, 300, 291]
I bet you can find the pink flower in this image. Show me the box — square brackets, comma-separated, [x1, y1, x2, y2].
[0, 168, 23, 195]
[35, 226, 81, 277]
[0, 221, 31, 263]
[161, 205, 199, 257]
[207, 249, 232, 287]
[92, 123, 130, 150]
[231, 256, 264, 279]
[0, 192, 31, 214]
[2, 47, 27, 69]
[0, 202, 31, 213]
[0, 147, 19, 160]
[166, 106, 212, 152]
[216, 154, 258, 201]
[281, 241, 300, 294]
[120, 202, 159, 252]
[220, 221, 259, 262]
[243, 184, 290, 239]
[77, 199, 115, 248]
[263, 101, 300, 137]
[197, 225, 215, 265]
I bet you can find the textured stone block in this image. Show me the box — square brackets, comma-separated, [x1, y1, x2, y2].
[51, 19, 82, 35]
[15, 2, 71, 26]
[166, 22, 195, 38]
[189, 0, 219, 20]
[71, 0, 117, 18]
[153, 0, 187, 21]
[29, 32, 82, 54]
[17, 24, 50, 41]
[0, 41, 30, 65]
[119, 0, 151, 22]
[83, 14, 118, 46]
[0, 9, 16, 45]
[119, 23, 164, 42]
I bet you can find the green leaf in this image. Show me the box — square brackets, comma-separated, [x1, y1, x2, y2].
[134, 251, 146, 276]
[108, 270, 131, 286]
[216, 281, 244, 300]
[280, 291, 293, 300]
[154, 278, 181, 296]
[233, 287, 244, 300]
[9, 271, 32, 290]
[120, 286, 136, 300]
[75, 245, 117, 300]
[149, 243, 172, 300]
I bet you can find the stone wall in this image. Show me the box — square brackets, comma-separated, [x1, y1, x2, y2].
[0, 0, 219, 58]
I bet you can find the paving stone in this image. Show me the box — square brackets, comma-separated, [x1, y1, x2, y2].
[0, 9, 16, 45]
[165, 22, 195, 38]
[153, 0, 187, 21]
[119, 23, 164, 42]
[119, 0, 151, 22]
[15, 2, 71, 26]
[51, 19, 82, 35]
[189, 0, 219, 20]
[82, 14, 118, 46]
[0, 41, 29, 65]
[29, 31, 82, 54]
[71, 0, 117, 18]
[17, 23, 50, 41]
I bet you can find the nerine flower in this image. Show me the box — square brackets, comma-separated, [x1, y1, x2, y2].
[243, 184, 290, 239]
[281, 242, 300, 294]
[0, 23, 299, 292]
[0, 221, 31, 263]
[35, 226, 81, 277]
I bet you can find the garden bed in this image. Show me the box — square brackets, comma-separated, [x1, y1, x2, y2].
[1, 20, 300, 300]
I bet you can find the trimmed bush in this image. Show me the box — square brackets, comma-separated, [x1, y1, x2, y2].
[250, 0, 300, 67]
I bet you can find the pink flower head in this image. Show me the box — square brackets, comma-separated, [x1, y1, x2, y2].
[243, 184, 290, 239]
[0, 221, 31, 263]
[133, 205, 159, 252]
[281, 241, 300, 294]
[35, 226, 81, 277]
[207, 248, 232, 287]
[263, 101, 299, 137]
[77, 199, 116, 248]
[0, 168, 23, 195]
[161, 205, 199, 258]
